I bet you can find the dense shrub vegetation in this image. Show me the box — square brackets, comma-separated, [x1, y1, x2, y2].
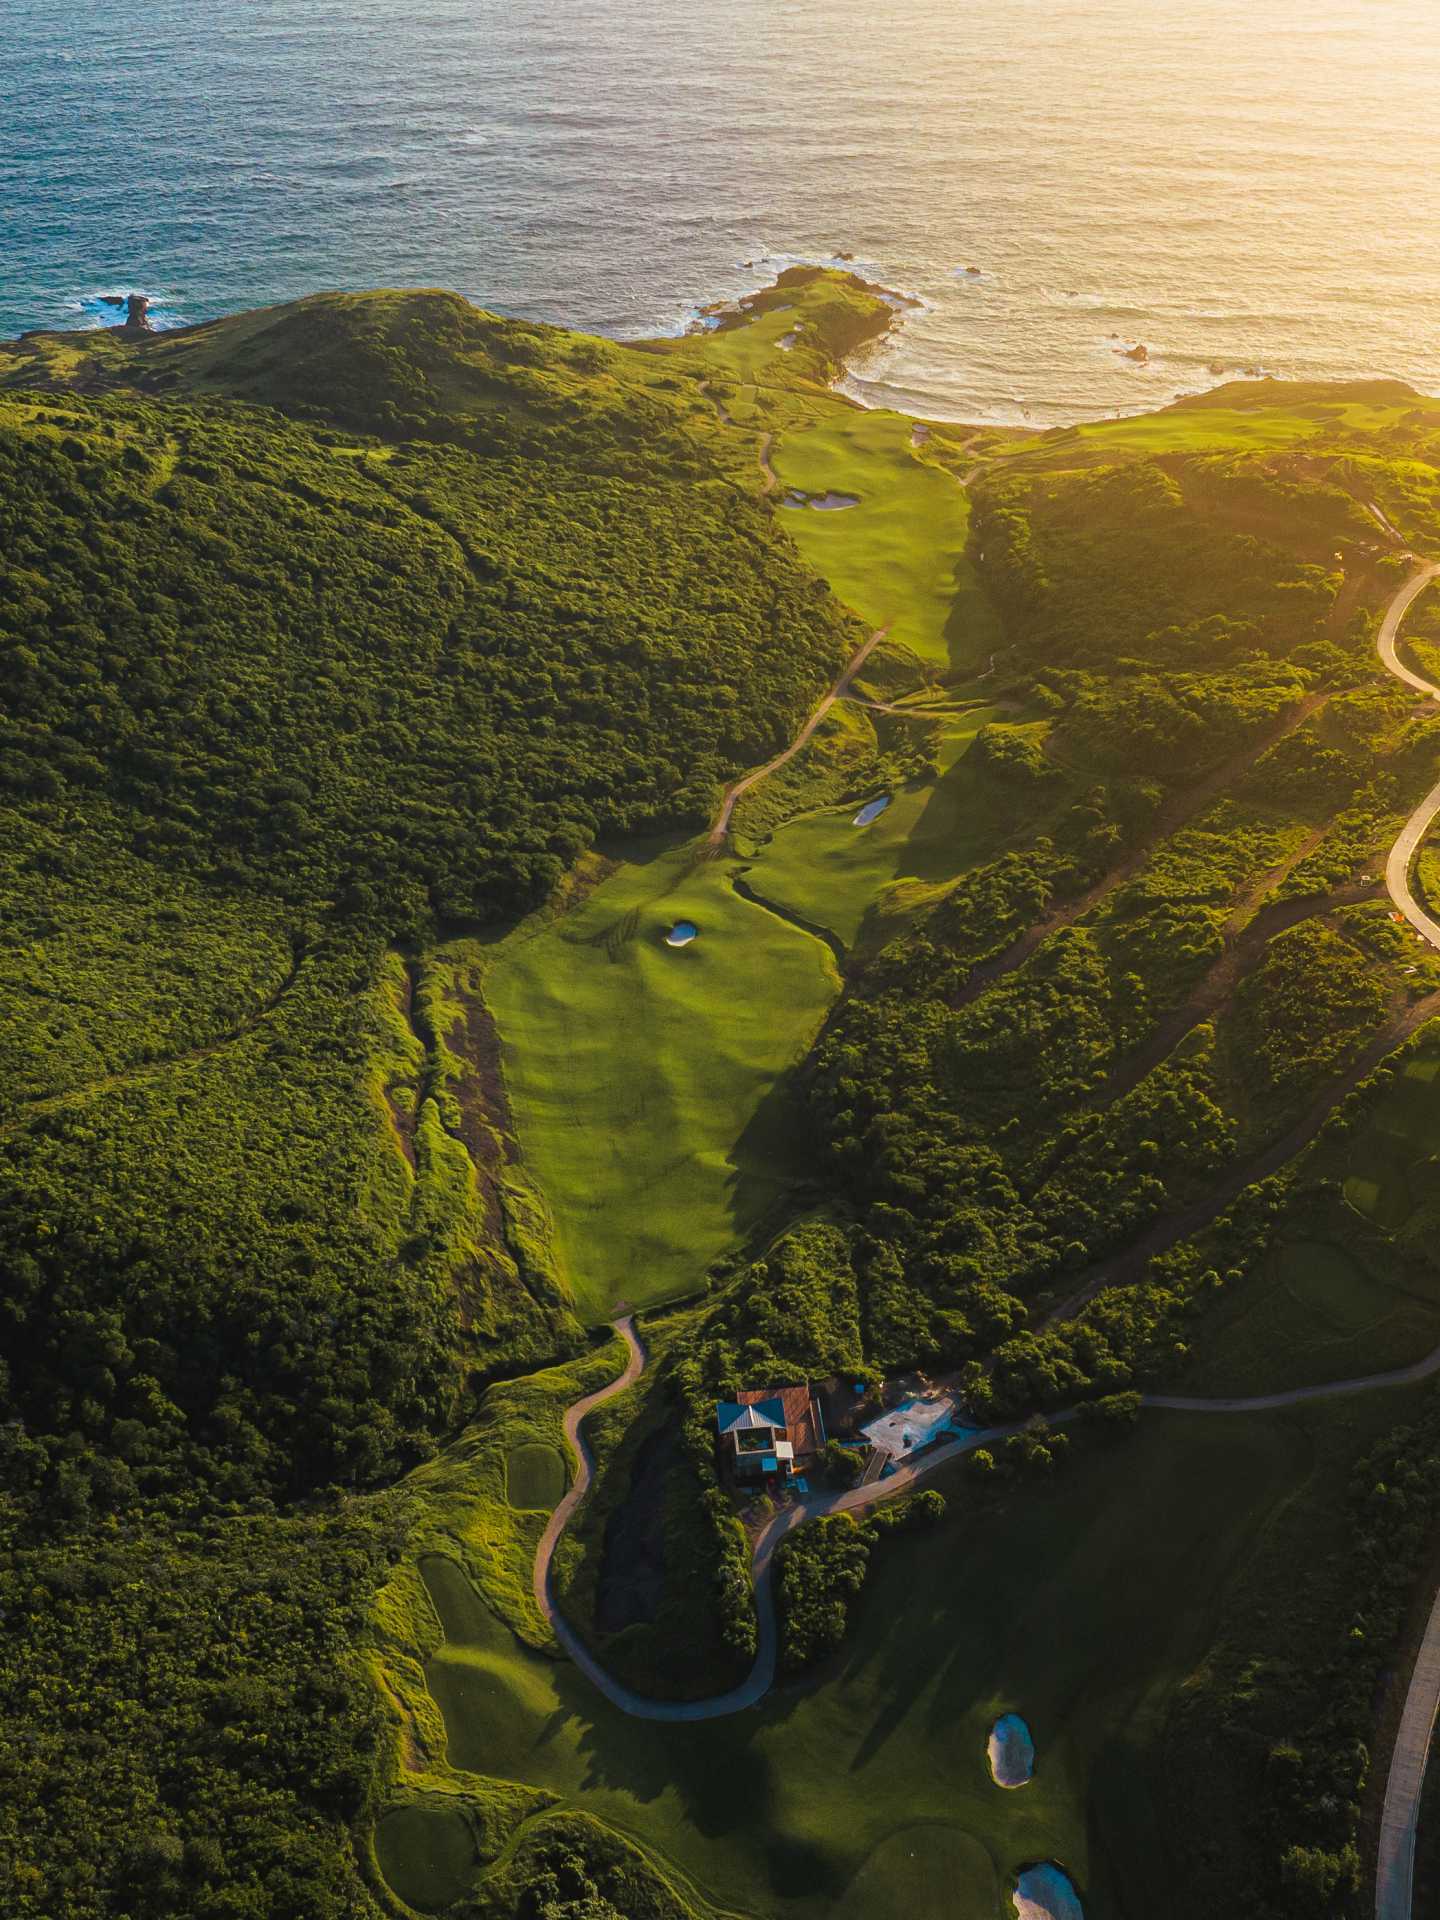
[1163, 1389, 1440, 1918]
[773, 1492, 945, 1670]
[0, 289, 858, 1918]
[0, 384, 850, 932]
[798, 443, 1440, 1420]
[0, 1501, 401, 1920]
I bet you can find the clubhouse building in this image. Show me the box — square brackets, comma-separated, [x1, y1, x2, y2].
[715, 1385, 824, 1487]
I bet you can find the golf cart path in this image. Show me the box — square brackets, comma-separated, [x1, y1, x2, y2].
[535, 556, 1440, 1913]
[532, 1315, 1021, 1722]
[537, 1311, 1440, 1728]
[709, 624, 889, 844]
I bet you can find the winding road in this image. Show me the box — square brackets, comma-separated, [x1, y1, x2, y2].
[1370, 556, 1440, 1920]
[528, 553, 1440, 1916]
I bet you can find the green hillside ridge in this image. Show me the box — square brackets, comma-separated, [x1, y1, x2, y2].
[8, 269, 1440, 1920]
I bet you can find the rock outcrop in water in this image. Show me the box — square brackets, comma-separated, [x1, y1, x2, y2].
[119, 294, 154, 334]
[1121, 341, 1149, 363]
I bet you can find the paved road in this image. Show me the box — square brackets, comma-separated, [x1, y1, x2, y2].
[709, 624, 888, 845]
[1381, 564, 1440, 964]
[1379, 1583, 1440, 1920]
[531, 1317, 780, 1721]
[1371, 557, 1440, 1920]
[1376, 562, 1440, 703]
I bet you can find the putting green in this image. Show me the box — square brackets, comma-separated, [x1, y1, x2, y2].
[771, 406, 1001, 670]
[484, 842, 840, 1322]
[1343, 1046, 1440, 1233]
[744, 705, 1008, 949]
[835, 1825, 1005, 1920]
[375, 1802, 477, 1913]
[1343, 1148, 1414, 1233]
[1281, 1240, 1395, 1334]
[404, 1414, 1304, 1920]
[506, 1443, 567, 1512]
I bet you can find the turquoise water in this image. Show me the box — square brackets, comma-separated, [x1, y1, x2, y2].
[4, 0, 1439, 423]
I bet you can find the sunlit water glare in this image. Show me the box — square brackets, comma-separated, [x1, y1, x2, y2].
[3, 0, 1438, 423]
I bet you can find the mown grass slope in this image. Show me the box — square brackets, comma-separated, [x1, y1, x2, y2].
[740, 701, 1010, 950]
[484, 843, 840, 1321]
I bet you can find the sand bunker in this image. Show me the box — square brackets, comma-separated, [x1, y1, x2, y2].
[988, 1714, 1035, 1788]
[1013, 1864, 1083, 1920]
[778, 329, 803, 350]
[780, 488, 860, 513]
[853, 795, 891, 827]
[665, 920, 698, 948]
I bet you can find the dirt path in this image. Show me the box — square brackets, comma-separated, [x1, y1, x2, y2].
[1381, 564, 1440, 966]
[951, 690, 1331, 1011]
[708, 625, 889, 845]
[1081, 879, 1382, 1118]
[2, 944, 306, 1137]
[757, 430, 779, 494]
[1047, 986, 1440, 1326]
[1042, 557, 1440, 1318]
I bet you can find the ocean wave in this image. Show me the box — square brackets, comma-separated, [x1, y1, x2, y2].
[62, 291, 189, 333]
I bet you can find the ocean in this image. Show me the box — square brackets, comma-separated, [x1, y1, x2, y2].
[3, 0, 1439, 425]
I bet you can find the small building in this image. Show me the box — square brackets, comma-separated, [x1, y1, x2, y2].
[715, 1385, 823, 1486]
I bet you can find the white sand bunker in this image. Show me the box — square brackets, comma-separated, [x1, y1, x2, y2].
[853, 795, 891, 827]
[1013, 1864, 1083, 1920]
[665, 920, 699, 948]
[780, 489, 861, 513]
[988, 1714, 1035, 1788]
